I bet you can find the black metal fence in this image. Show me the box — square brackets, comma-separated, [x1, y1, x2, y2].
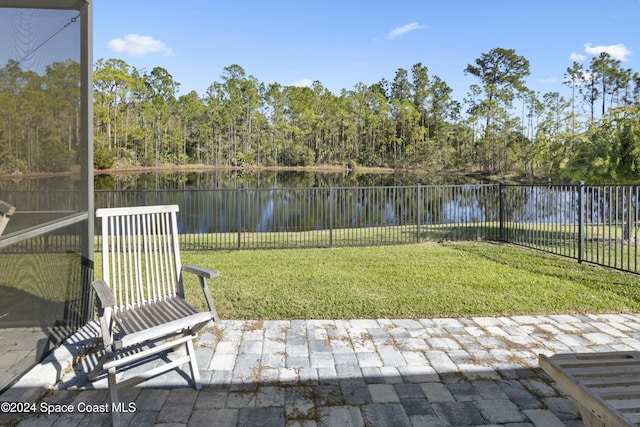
[95, 185, 502, 249]
[3, 183, 638, 274]
[94, 183, 639, 274]
[501, 183, 639, 274]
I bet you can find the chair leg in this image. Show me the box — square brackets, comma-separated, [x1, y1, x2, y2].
[88, 353, 107, 381]
[108, 366, 121, 427]
[185, 339, 202, 390]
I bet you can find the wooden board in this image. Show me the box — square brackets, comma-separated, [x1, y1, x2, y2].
[540, 352, 640, 427]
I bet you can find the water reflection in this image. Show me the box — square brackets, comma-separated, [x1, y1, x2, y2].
[0, 174, 80, 192]
[0, 169, 495, 192]
[91, 169, 490, 191]
[94, 185, 501, 235]
[257, 193, 276, 232]
[3, 178, 636, 237]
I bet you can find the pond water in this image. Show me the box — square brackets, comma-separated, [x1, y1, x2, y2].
[0, 169, 492, 234]
[1, 170, 634, 237]
[93, 169, 490, 190]
[1, 168, 505, 192]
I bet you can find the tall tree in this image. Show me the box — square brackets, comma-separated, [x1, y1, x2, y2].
[411, 63, 429, 124]
[145, 66, 180, 165]
[533, 91, 570, 177]
[564, 61, 585, 136]
[94, 58, 133, 154]
[390, 68, 415, 165]
[465, 48, 530, 172]
[178, 90, 207, 163]
[591, 52, 620, 118]
[218, 64, 263, 166]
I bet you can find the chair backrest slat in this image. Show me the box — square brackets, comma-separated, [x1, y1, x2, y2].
[132, 213, 144, 304]
[97, 205, 182, 311]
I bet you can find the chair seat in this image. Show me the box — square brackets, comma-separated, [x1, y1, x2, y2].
[115, 297, 201, 334]
[113, 298, 213, 350]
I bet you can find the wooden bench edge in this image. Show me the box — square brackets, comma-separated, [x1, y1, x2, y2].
[539, 353, 636, 427]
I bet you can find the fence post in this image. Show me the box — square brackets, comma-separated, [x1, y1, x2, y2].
[416, 184, 421, 243]
[578, 181, 585, 263]
[499, 183, 504, 241]
[329, 187, 334, 248]
[237, 187, 242, 250]
[624, 185, 633, 241]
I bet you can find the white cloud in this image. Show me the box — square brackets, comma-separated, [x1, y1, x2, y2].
[108, 34, 174, 56]
[388, 23, 425, 40]
[540, 76, 557, 84]
[563, 71, 592, 86]
[291, 78, 313, 87]
[584, 42, 632, 61]
[570, 52, 586, 62]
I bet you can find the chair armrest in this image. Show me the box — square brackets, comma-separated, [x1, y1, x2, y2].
[182, 264, 219, 321]
[182, 264, 219, 279]
[91, 280, 116, 347]
[92, 280, 116, 308]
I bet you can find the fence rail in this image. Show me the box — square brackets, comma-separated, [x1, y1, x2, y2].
[501, 182, 639, 274]
[2, 183, 638, 274]
[95, 185, 501, 249]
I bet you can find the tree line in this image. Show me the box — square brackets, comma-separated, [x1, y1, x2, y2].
[0, 59, 81, 174]
[1, 47, 639, 181]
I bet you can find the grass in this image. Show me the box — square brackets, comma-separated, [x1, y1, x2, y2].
[0, 251, 82, 302]
[167, 223, 500, 250]
[179, 241, 640, 320]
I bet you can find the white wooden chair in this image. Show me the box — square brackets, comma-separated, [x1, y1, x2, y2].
[89, 205, 219, 426]
[0, 200, 15, 236]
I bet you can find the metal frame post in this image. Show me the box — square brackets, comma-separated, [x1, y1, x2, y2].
[499, 183, 504, 241]
[416, 184, 421, 243]
[578, 181, 585, 263]
[329, 187, 334, 248]
[237, 187, 242, 249]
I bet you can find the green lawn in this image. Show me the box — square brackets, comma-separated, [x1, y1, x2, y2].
[178, 241, 640, 319]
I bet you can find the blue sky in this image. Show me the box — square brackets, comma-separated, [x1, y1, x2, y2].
[92, 0, 638, 102]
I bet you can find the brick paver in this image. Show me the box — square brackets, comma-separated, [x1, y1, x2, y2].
[4, 313, 640, 426]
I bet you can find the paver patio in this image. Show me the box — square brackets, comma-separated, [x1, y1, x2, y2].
[3, 313, 640, 426]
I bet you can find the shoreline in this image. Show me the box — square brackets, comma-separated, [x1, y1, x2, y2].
[93, 163, 395, 175]
[0, 163, 539, 184]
